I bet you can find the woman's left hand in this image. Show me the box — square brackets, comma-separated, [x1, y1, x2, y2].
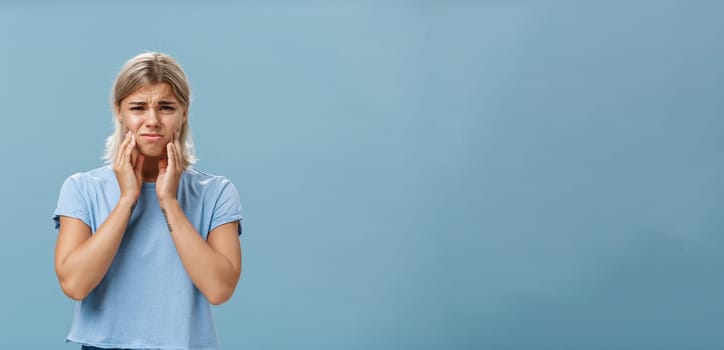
[157, 131, 184, 204]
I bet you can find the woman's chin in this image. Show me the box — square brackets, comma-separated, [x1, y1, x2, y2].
[138, 148, 165, 159]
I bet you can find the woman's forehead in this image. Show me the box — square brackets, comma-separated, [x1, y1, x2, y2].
[124, 83, 178, 103]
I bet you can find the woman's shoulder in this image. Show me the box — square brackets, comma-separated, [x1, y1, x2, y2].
[66, 164, 112, 179]
[183, 167, 233, 183]
[182, 167, 239, 194]
[63, 165, 115, 187]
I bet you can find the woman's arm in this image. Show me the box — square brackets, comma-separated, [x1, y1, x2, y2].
[156, 133, 241, 305]
[55, 131, 143, 300]
[54, 198, 136, 300]
[159, 200, 242, 305]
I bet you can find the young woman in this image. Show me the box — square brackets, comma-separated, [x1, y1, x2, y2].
[53, 52, 243, 350]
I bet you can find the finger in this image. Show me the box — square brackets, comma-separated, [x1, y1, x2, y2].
[115, 131, 132, 167]
[115, 133, 130, 168]
[158, 158, 168, 175]
[131, 144, 138, 166]
[123, 134, 136, 166]
[121, 130, 132, 149]
[173, 132, 183, 171]
[134, 153, 145, 181]
[166, 142, 175, 170]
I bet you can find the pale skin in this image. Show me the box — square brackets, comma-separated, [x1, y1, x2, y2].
[54, 83, 241, 305]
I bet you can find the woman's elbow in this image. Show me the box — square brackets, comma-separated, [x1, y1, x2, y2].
[206, 285, 236, 305]
[208, 266, 241, 305]
[208, 295, 228, 306]
[58, 275, 90, 301]
[60, 283, 89, 301]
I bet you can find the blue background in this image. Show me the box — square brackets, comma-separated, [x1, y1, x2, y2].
[1, 1, 723, 348]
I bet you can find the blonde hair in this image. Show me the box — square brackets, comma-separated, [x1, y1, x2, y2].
[104, 52, 197, 167]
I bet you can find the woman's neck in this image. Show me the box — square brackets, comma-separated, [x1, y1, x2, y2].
[141, 157, 161, 182]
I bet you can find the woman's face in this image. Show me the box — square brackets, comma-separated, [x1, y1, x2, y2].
[116, 83, 187, 158]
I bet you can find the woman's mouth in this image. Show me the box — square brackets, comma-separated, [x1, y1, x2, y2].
[140, 133, 164, 142]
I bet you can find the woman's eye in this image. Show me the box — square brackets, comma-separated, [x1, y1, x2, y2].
[161, 106, 176, 111]
[130, 106, 143, 111]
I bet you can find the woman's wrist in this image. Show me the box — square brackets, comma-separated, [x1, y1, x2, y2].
[158, 197, 179, 211]
[118, 195, 138, 211]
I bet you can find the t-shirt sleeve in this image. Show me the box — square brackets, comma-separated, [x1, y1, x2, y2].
[52, 175, 91, 231]
[210, 179, 243, 236]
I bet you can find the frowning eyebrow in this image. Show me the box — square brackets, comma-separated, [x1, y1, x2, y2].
[128, 100, 178, 106]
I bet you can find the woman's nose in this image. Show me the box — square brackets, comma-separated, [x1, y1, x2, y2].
[144, 110, 160, 127]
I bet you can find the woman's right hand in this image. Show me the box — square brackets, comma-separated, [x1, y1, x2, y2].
[113, 131, 144, 204]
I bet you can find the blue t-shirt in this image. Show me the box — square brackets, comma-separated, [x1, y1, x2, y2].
[53, 165, 243, 350]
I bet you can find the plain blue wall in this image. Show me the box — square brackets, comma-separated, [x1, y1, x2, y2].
[1, 1, 723, 349]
